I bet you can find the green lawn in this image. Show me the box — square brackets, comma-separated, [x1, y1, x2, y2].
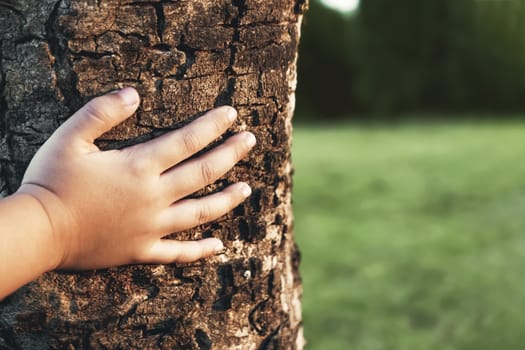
[292, 121, 525, 350]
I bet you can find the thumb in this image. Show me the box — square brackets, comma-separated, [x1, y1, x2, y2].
[58, 87, 140, 144]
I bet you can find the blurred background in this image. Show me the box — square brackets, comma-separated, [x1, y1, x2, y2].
[293, 0, 525, 349]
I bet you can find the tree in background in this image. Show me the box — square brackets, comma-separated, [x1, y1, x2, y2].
[356, 0, 478, 113]
[298, 0, 525, 118]
[296, 0, 358, 118]
[0, 0, 306, 348]
[467, 0, 525, 110]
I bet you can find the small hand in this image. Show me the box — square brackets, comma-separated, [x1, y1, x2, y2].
[18, 88, 255, 270]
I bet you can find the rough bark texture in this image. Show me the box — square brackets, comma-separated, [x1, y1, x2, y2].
[0, 1, 306, 349]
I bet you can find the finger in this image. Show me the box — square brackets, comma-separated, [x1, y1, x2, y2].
[130, 106, 237, 173]
[142, 238, 224, 264]
[57, 87, 140, 144]
[162, 132, 256, 198]
[158, 182, 252, 232]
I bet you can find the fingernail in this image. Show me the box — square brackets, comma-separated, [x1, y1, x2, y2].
[117, 87, 139, 106]
[214, 240, 225, 254]
[245, 132, 256, 147]
[241, 183, 252, 197]
[225, 106, 237, 122]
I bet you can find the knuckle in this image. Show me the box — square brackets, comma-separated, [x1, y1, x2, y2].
[233, 143, 246, 161]
[84, 100, 110, 125]
[211, 117, 224, 136]
[195, 204, 213, 225]
[181, 130, 201, 154]
[199, 161, 216, 184]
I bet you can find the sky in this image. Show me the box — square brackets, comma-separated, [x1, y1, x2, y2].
[320, 0, 360, 12]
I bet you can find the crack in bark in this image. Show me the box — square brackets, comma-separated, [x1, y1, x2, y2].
[175, 41, 197, 79]
[114, 30, 150, 45]
[13, 35, 44, 45]
[0, 39, 13, 196]
[195, 328, 212, 350]
[72, 50, 115, 59]
[258, 323, 284, 350]
[213, 0, 248, 107]
[153, 2, 165, 42]
[45, 0, 83, 113]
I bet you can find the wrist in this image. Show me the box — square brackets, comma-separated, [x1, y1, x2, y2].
[15, 185, 72, 272]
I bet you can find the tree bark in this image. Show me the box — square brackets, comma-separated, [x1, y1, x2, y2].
[0, 0, 306, 349]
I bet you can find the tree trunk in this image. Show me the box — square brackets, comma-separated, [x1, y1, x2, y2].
[0, 1, 306, 349]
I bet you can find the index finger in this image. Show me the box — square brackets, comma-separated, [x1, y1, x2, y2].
[129, 106, 237, 173]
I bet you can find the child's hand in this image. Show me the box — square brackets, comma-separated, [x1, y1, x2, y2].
[18, 88, 255, 270]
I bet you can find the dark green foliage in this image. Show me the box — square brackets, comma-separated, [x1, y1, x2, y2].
[297, 0, 525, 118]
[296, 1, 358, 119]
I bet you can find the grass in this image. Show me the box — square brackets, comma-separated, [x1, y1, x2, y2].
[292, 120, 525, 350]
